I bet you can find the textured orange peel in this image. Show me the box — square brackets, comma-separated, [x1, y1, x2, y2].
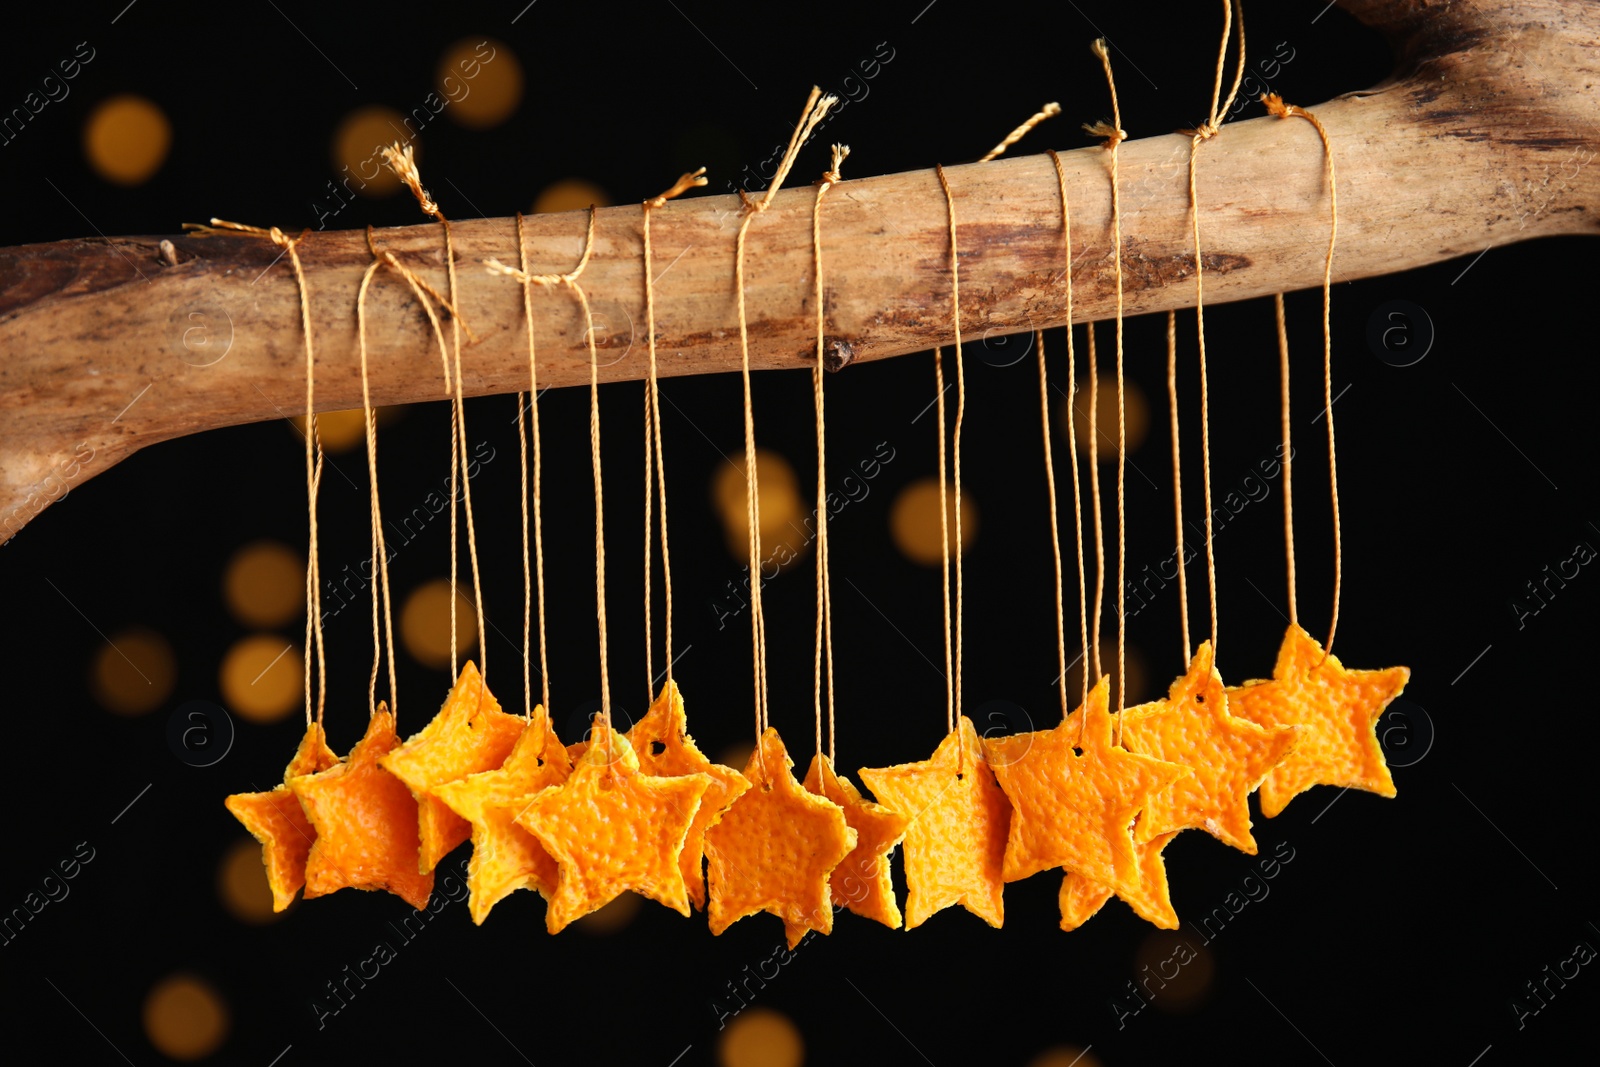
[224, 721, 339, 912]
[803, 755, 910, 930]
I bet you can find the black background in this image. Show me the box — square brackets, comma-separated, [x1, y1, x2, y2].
[1, 2, 1595, 1064]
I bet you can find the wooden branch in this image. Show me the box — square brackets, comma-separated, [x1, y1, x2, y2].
[1, 0, 1596, 541]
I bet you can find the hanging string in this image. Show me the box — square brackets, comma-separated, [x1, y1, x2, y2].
[978, 103, 1060, 163]
[354, 241, 398, 716]
[488, 210, 605, 731]
[384, 144, 488, 686]
[812, 145, 847, 766]
[642, 168, 706, 704]
[1274, 293, 1298, 627]
[186, 219, 328, 727]
[1085, 324, 1105, 684]
[1087, 38, 1129, 729]
[1037, 329, 1070, 722]
[1049, 151, 1091, 719]
[732, 88, 836, 778]
[935, 164, 968, 756]
[934, 347, 953, 737]
[514, 212, 552, 718]
[1186, 1, 1248, 663]
[1263, 93, 1340, 657]
[1167, 310, 1191, 663]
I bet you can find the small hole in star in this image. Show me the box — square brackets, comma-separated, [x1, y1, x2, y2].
[1195, 693, 1206, 703]
[650, 740, 666, 756]
[956, 771, 965, 780]
[1072, 746, 1083, 757]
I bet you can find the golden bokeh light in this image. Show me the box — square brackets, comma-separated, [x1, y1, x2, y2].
[219, 636, 304, 724]
[1065, 375, 1150, 460]
[574, 890, 642, 935]
[332, 106, 410, 198]
[718, 1007, 804, 1067]
[889, 477, 978, 566]
[437, 38, 523, 129]
[223, 541, 303, 628]
[290, 408, 367, 453]
[217, 838, 280, 924]
[401, 579, 478, 669]
[713, 450, 809, 567]
[142, 974, 229, 1061]
[1028, 1046, 1104, 1067]
[717, 740, 755, 774]
[1063, 640, 1150, 709]
[1134, 928, 1216, 1012]
[533, 178, 611, 215]
[84, 95, 171, 185]
[90, 628, 176, 716]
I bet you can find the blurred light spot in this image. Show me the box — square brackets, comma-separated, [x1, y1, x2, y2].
[713, 450, 808, 569]
[1066, 375, 1150, 460]
[719, 1007, 803, 1067]
[438, 38, 523, 129]
[220, 636, 303, 724]
[91, 628, 176, 716]
[142, 974, 229, 1061]
[84, 95, 171, 185]
[1029, 1047, 1103, 1067]
[218, 838, 280, 924]
[575, 891, 642, 934]
[290, 408, 366, 453]
[534, 178, 610, 215]
[332, 106, 410, 198]
[401, 579, 478, 669]
[717, 740, 754, 773]
[1064, 641, 1150, 709]
[223, 541, 303, 628]
[889, 477, 978, 566]
[1135, 928, 1215, 1012]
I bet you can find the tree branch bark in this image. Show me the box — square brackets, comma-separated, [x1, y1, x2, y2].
[1, 0, 1596, 541]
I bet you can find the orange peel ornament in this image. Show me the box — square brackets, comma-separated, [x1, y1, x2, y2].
[1121, 642, 1298, 853]
[858, 716, 1010, 930]
[1228, 624, 1409, 818]
[288, 704, 435, 910]
[380, 661, 525, 873]
[627, 681, 750, 910]
[224, 721, 339, 912]
[704, 729, 857, 948]
[985, 678, 1188, 894]
[803, 755, 909, 930]
[1058, 825, 1180, 931]
[515, 724, 711, 934]
[432, 706, 572, 924]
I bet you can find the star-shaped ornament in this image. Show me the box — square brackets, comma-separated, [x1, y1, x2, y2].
[288, 704, 435, 910]
[432, 706, 572, 924]
[1058, 824, 1180, 931]
[1120, 641, 1298, 853]
[224, 721, 339, 912]
[379, 660, 526, 873]
[859, 716, 1010, 930]
[515, 724, 711, 933]
[803, 755, 909, 930]
[704, 729, 857, 948]
[628, 680, 750, 910]
[1228, 624, 1409, 818]
[985, 678, 1188, 894]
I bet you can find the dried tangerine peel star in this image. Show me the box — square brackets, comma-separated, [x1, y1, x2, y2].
[1059, 827, 1180, 931]
[288, 704, 435, 910]
[380, 660, 526, 873]
[1228, 624, 1410, 818]
[224, 722, 339, 912]
[704, 729, 857, 948]
[986, 678, 1188, 894]
[803, 755, 909, 930]
[628, 680, 751, 910]
[1120, 641, 1298, 854]
[858, 716, 1010, 931]
[515, 726, 711, 934]
[433, 707, 572, 924]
